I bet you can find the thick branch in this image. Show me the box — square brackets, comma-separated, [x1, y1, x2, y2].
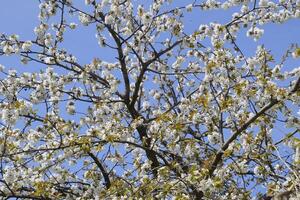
[136, 125, 160, 176]
[130, 40, 182, 108]
[88, 152, 111, 189]
[208, 76, 300, 176]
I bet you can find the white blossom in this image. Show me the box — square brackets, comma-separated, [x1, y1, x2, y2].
[2, 44, 14, 55]
[208, 131, 220, 144]
[79, 13, 91, 26]
[104, 14, 114, 25]
[21, 41, 32, 51]
[247, 27, 264, 41]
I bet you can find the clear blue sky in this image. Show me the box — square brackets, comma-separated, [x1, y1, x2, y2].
[0, 1, 299, 197]
[1, 0, 299, 171]
[1, 0, 299, 69]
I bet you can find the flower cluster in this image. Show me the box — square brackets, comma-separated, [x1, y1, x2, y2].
[0, 0, 299, 199]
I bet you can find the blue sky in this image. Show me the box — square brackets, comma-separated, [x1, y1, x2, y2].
[1, 0, 299, 167]
[0, 0, 299, 197]
[1, 2, 299, 147]
[1, 0, 300, 68]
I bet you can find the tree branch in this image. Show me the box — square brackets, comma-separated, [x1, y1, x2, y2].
[208, 76, 300, 176]
[87, 152, 111, 189]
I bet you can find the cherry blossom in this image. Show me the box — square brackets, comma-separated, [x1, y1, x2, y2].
[0, 0, 299, 199]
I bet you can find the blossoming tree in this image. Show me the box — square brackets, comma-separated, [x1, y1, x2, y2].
[0, 0, 300, 199]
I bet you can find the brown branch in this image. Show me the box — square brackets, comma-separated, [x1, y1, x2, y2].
[208, 76, 300, 177]
[1, 194, 52, 200]
[136, 125, 160, 176]
[130, 40, 183, 108]
[87, 152, 111, 189]
[144, 40, 182, 67]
